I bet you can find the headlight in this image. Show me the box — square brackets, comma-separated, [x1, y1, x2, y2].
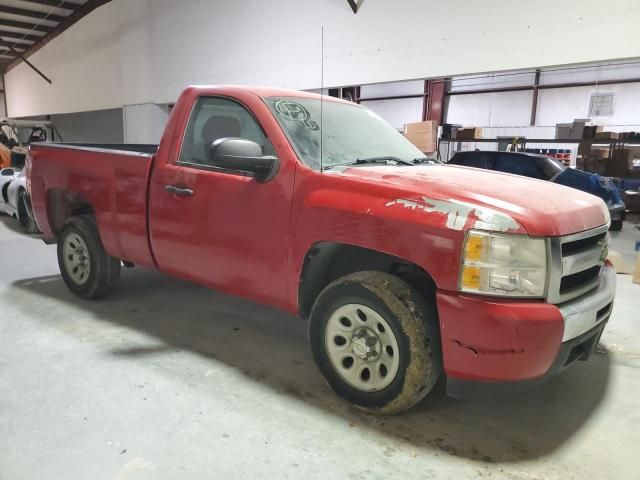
[459, 230, 548, 297]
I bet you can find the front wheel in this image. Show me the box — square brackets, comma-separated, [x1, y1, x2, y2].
[309, 271, 442, 414]
[57, 215, 121, 299]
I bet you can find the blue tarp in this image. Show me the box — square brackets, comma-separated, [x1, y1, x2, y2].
[554, 168, 623, 205]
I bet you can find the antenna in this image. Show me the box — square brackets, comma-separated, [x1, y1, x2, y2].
[320, 26, 324, 173]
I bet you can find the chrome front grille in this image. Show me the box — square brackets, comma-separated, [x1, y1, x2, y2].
[547, 224, 609, 304]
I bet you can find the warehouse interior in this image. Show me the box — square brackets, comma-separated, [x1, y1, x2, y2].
[1, 1, 639, 479]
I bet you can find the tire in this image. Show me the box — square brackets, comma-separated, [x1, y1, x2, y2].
[609, 219, 623, 231]
[309, 271, 442, 415]
[17, 189, 39, 234]
[57, 215, 121, 299]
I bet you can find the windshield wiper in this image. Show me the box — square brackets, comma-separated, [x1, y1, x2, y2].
[412, 156, 441, 164]
[323, 156, 414, 170]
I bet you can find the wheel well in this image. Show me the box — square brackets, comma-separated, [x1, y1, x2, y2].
[1, 181, 10, 203]
[298, 242, 436, 319]
[46, 189, 95, 235]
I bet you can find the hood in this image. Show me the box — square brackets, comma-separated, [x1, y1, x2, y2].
[335, 164, 608, 236]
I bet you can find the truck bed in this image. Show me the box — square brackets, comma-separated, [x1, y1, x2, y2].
[28, 143, 157, 268]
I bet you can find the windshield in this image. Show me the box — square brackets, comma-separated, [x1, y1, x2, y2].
[539, 156, 566, 179]
[265, 97, 434, 170]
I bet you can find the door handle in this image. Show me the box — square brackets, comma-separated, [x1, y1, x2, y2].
[165, 185, 194, 197]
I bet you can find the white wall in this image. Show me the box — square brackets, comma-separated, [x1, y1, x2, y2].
[359, 80, 424, 129]
[5, 0, 640, 118]
[447, 91, 534, 127]
[450, 71, 536, 93]
[444, 62, 640, 130]
[364, 98, 423, 130]
[537, 83, 640, 126]
[122, 103, 169, 144]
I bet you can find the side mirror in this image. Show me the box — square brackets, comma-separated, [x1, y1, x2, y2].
[207, 137, 278, 182]
[1, 168, 15, 176]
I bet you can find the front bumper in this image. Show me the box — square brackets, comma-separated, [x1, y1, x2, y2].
[437, 263, 616, 397]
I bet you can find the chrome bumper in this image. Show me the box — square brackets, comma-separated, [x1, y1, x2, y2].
[559, 263, 616, 341]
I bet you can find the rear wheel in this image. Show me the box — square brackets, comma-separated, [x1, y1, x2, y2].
[309, 271, 441, 414]
[17, 189, 39, 234]
[57, 215, 121, 299]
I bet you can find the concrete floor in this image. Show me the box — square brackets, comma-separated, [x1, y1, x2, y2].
[0, 215, 639, 480]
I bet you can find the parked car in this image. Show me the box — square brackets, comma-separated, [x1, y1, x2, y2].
[26, 86, 615, 414]
[0, 167, 19, 200]
[0, 168, 39, 233]
[448, 151, 626, 230]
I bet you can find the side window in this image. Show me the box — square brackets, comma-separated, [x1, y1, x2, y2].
[494, 154, 544, 179]
[178, 97, 275, 166]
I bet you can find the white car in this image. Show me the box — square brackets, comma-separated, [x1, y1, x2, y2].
[0, 168, 39, 233]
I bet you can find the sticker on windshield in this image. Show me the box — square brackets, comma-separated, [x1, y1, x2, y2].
[274, 99, 319, 131]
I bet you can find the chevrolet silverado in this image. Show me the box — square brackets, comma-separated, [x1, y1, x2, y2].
[26, 86, 616, 414]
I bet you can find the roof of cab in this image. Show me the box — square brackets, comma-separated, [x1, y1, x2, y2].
[185, 85, 354, 104]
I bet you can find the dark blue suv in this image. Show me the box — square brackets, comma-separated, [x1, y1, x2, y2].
[448, 151, 626, 230]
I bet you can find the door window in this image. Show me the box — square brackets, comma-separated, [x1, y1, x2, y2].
[178, 97, 275, 167]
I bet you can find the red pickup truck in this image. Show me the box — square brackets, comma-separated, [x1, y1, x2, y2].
[26, 86, 616, 414]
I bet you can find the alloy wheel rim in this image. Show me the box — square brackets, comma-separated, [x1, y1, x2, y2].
[325, 303, 400, 392]
[62, 233, 91, 285]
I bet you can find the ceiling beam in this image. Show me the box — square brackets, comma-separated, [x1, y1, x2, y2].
[0, 18, 53, 33]
[7, 0, 113, 71]
[0, 30, 40, 42]
[15, 0, 81, 11]
[0, 35, 51, 82]
[0, 6, 66, 24]
[0, 45, 26, 53]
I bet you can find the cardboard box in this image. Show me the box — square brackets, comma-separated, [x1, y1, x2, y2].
[584, 157, 607, 175]
[569, 119, 591, 139]
[555, 123, 572, 139]
[455, 127, 483, 140]
[606, 149, 633, 176]
[590, 148, 610, 159]
[442, 124, 461, 140]
[577, 139, 594, 157]
[404, 121, 438, 153]
[595, 131, 619, 140]
[583, 125, 603, 138]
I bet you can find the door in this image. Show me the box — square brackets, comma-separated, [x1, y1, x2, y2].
[148, 96, 295, 306]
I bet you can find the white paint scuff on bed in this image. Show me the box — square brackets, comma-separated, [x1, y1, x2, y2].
[385, 196, 521, 232]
